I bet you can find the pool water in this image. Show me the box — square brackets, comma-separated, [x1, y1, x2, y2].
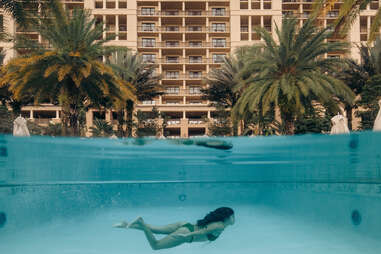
[0, 133, 381, 254]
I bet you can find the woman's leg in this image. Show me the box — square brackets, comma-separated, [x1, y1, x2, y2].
[128, 217, 186, 234]
[135, 217, 190, 250]
[114, 218, 186, 235]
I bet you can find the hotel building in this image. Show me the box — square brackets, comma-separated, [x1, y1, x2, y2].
[0, 0, 379, 136]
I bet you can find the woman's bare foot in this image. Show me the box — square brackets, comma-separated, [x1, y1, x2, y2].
[113, 221, 128, 228]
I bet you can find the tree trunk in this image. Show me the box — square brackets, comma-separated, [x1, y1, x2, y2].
[345, 105, 353, 131]
[283, 112, 295, 135]
[126, 100, 134, 137]
[116, 110, 124, 137]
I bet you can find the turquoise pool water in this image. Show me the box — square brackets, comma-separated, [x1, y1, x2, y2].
[0, 133, 381, 254]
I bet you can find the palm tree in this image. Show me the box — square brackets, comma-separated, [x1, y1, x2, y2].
[0, 0, 43, 26]
[313, 0, 381, 43]
[0, 0, 135, 135]
[233, 17, 355, 135]
[109, 50, 162, 137]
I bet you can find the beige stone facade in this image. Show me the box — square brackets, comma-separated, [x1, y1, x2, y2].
[0, 0, 379, 137]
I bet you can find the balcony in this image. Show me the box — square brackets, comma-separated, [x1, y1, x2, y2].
[164, 72, 182, 79]
[240, 26, 249, 32]
[186, 26, 206, 32]
[211, 42, 228, 48]
[210, 26, 229, 32]
[138, 26, 159, 32]
[160, 41, 183, 48]
[188, 57, 203, 64]
[161, 10, 182, 16]
[138, 41, 157, 48]
[187, 41, 204, 48]
[187, 72, 204, 79]
[186, 10, 205, 16]
[164, 26, 182, 32]
[165, 87, 181, 95]
[160, 57, 184, 64]
[119, 25, 127, 31]
[188, 119, 205, 125]
[209, 10, 228, 17]
[137, 10, 159, 16]
[166, 119, 181, 125]
[142, 58, 157, 64]
[326, 11, 339, 18]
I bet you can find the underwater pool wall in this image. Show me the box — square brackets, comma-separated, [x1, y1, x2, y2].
[1, 133, 381, 239]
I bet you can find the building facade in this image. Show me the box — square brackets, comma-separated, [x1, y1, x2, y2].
[0, 0, 379, 136]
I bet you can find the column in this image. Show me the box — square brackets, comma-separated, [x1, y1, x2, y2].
[248, 16, 252, 41]
[55, 110, 60, 119]
[30, 110, 34, 119]
[116, 15, 119, 40]
[105, 109, 112, 123]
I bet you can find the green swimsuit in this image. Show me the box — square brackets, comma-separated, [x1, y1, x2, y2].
[181, 223, 219, 243]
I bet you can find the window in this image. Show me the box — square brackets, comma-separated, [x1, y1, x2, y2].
[166, 41, 180, 47]
[212, 23, 226, 32]
[142, 54, 156, 63]
[95, 1, 103, 8]
[189, 41, 202, 47]
[212, 38, 226, 47]
[212, 8, 225, 16]
[118, 1, 127, 8]
[166, 71, 180, 79]
[189, 86, 201, 94]
[166, 56, 179, 63]
[188, 26, 202, 32]
[165, 87, 180, 94]
[189, 56, 202, 63]
[142, 100, 156, 105]
[166, 26, 179, 31]
[141, 8, 155, 15]
[142, 38, 155, 47]
[142, 23, 155, 31]
[213, 54, 226, 63]
[188, 10, 202, 16]
[189, 71, 202, 78]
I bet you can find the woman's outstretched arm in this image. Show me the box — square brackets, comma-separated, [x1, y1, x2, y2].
[182, 222, 224, 238]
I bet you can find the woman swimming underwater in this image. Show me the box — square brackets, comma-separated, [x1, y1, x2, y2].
[113, 207, 235, 250]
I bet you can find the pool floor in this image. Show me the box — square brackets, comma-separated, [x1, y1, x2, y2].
[0, 205, 380, 254]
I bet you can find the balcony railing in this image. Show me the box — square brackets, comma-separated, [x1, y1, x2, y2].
[165, 26, 181, 32]
[188, 58, 203, 64]
[164, 72, 182, 79]
[210, 26, 229, 32]
[137, 10, 160, 16]
[187, 73, 204, 79]
[188, 119, 205, 125]
[137, 10, 230, 17]
[159, 57, 184, 64]
[139, 42, 230, 49]
[137, 26, 159, 32]
[119, 25, 127, 31]
[240, 26, 249, 32]
[210, 10, 228, 17]
[106, 25, 116, 31]
[187, 26, 205, 32]
[166, 119, 181, 125]
[162, 10, 181, 16]
[186, 10, 204, 16]
[142, 58, 157, 64]
[138, 41, 157, 48]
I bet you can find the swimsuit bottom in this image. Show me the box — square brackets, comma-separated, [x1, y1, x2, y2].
[181, 223, 194, 243]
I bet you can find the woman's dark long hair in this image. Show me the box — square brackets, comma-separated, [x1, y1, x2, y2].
[196, 207, 234, 228]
